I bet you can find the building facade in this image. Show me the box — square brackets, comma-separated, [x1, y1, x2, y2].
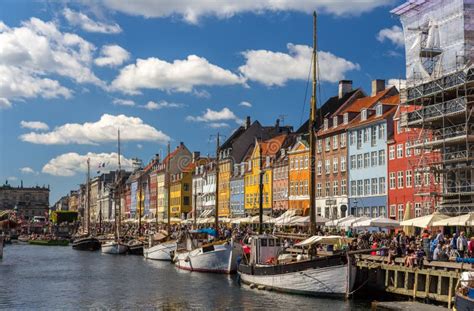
[288, 139, 309, 213]
[0, 181, 49, 220]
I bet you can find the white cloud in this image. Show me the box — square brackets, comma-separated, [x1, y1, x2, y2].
[0, 17, 104, 104]
[63, 8, 122, 34]
[20, 120, 49, 131]
[377, 25, 404, 47]
[7, 176, 17, 181]
[20, 167, 37, 174]
[239, 101, 252, 108]
[186, 107, 241, 127]
[0, 97, 11, 108]
[193, 89, 211, 98]
[95, 44, 130, 67]
[42, 152, 133, 177]
[112, 98, 135, 106]
[143, 100, 185, 110]
[387, 78, 406, 91]
[102, 0, 394, 24]
[111, 55, 246, 94]
[20, 114, 170, 145]
[239, 43, 359, 86]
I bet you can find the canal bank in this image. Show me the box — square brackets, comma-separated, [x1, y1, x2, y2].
[0, 245, 371, 310]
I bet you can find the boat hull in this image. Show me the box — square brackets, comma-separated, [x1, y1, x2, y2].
[28, 240, 69, 246]
[239, 255, 356, 297]
[72, 237, 101, 251]
[144, 241, 177, 261]
[101, 242, 128, 255]
[174, 241, 242, 274]
[128, 244, 144, 256]
[455, 292, 474, 311]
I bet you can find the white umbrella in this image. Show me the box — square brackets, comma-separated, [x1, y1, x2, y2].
[400, 213, 449, 228]
[315, 216, 330, 225]
[432, 213, 474, 227]
[353, 216, 400, 228]
[338, 216, 369, 228]
[295, 235, 349, 247]
[325, 215, 355, 227]
[250, 215, 271, 224]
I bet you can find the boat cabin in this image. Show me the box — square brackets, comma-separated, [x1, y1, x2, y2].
[249, 235, 281, 265]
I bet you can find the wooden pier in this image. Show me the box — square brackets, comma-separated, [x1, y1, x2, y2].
[354, 254, 474, 308]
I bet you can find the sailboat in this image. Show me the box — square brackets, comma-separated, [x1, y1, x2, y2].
[173, 134, 243, 273]
[101, 129, 129, 255]
[72, 158, 101, 251]
[144, 142, 178, 261]
[238, 12, 357, 297]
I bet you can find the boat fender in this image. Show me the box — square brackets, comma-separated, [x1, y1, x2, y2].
[250, 284, 256, 289]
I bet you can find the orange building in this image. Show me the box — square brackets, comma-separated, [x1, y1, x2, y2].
[288, 138, 310, 214]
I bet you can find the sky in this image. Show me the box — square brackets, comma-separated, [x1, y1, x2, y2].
[0, 0, 407, 204]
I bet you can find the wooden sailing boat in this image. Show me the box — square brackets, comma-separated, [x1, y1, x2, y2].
[102, 129, 128, 255]
[144, 142, 178, 261]
[72, 158, 101, 251]
[173, 133, 243, 273]
[238, 12, 357, 296]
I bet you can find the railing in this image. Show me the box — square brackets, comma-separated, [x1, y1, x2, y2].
[406, 97, 467, 123]
[432, 123, 472, 142]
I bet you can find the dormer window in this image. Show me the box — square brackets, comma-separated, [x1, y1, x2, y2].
[343, 113, 349, 124]
[376, 104, 383, 116]
[333, 116, 338, 128]
[361, 109, 367, 121]
[323, 118, 328, 130]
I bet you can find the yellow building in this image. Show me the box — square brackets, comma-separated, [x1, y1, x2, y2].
[244, 135, 288, 215]
[169, 163, 194, 218]
[218, 160, 231, 217]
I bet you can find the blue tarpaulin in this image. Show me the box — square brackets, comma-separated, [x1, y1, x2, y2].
[191, 228, 218, 237]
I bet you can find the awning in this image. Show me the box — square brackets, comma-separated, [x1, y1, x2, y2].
[250, 215, 271, 224]
[325, 215, 355, 227]
[295, 235, 349, 247]
[432, 213, 474, 227]
[400, 213, 449, 228]
[231, 216, 252, 224]
[338, 216, 369, 228]
[353, 217, 400, 228]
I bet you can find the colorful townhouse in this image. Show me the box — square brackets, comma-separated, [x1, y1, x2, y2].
[315, 80, 364, 220]
[288, 137, 310, 213]
[170, 163, 194, 218]
[230, 161, 245, 217]
[388, 104, 440, 220]
[347, 81, 399, 217]
[272, 134, 296, 213]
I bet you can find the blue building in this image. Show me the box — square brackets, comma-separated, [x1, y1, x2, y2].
[230, 162, 245, 217]
[347, 82, 398, 217]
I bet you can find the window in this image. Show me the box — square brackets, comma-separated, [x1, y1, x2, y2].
[290, 182, 294, 196]
[378, 150, 385, 166]
[324, 118, 328, 130]
[304, 156, 308, 169]
[389, 172, 396, 189]
[379, 124, 385, 139]
[371, 151, 377, 167]
[415, 202, 422, 217]
[364, 179, 370, 195]
[379, 177, 386, 194]
[371, 125, 377, 146]
[371, 206, 378, 217]
[371, 178, 378, 195]
[183, 183, 189, 191]
[379, 206, 386, 218]
[424, 172, 430, 186]
[325, 181, 331, 196]
[184, 196, 190, 205]
[376, 104, 383, 116]
[333, 181, 338, 196]
[397, 171, 404, 188]
[406, 170, 412, 187]
[303, 180, 308, 195]
[357, 154, 363, 168]
[317, 140, 322, 153]
[341, 180, 347, 195]
[317, 183, 322, 197]
[361, 109, 367, 120]
[290, 158, 294, 170]
[351, 181, 357, 196]
[363, 128, 369, 143]
[340, 133, 346, 147]
[357, 180, 363, 196]
[389, 204, 396, 217]
[397, 144, 403, 158]
[333, 157, 338, 173]
[350, 131, 355, 145]
[317, 161, 322, 175]
[325, 159, 330, 174]
[350, 155, 356, 169]
[357, 130, 362, 149]
[415, 172, 422, 187]
[343, 113, 349, 124]
[341, 156, 346, 172]
[333, 135, 338, 150]
[325, 138, 331, 151]
[333, 116, 338, 127]
[364, 153, 369, 168]
[398, 204, 404, 221]
[389, 145, 395, 160]
[405, 142, 411, 157]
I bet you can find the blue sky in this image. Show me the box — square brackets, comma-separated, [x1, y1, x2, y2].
[0, 0, 407, 203]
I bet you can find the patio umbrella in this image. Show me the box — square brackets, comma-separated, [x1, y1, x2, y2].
[400, 213, 450, 228]
[325, 215, 355, 227]
[338, 216, 369, 228]
[432, 213, 474, 227]
[353, 216, 400, 228]
[403, 202, 414, 236]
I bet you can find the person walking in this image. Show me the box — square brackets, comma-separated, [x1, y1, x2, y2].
[457, 231, 468, 258]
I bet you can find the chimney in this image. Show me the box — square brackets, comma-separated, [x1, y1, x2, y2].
[245, 116, 251, 129]
[192, 151, 200, 163]
[275, 118, 280, 130]
[371, 79, 385, 96]
[338, 80, 352, 99]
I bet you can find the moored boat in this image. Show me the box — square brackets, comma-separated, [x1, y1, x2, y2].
[127, 239, 144, 255]
[72, 236, 101, 251]
[455, 271, 474, 311]
[144, 240, 177, 261]
[28, 239, 69, 246]
[101, 240, 128, 254]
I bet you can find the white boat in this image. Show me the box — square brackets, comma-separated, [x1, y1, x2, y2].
[174, 238, 243, 274]
[144, 240, 177, 261]
[238, 235, 357, 297]
[101, 241, 128, 255]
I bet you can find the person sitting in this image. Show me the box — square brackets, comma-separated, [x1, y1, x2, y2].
[404, 244, 416, 268]
[387, 242, 398, 265]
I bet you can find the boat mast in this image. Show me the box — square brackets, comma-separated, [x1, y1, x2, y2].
[116, 129, 121, 240]
[214, 133, 220, 236]
[86, 158, 91, 235]
[258, 141, 264, 234]
[166, 142, 171, 229]
[308, 11, 318, 236]
[138, 173, 142, 236]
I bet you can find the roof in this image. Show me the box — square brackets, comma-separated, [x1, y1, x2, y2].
[340, 87, 395, 114]
[260, 134, 288, 156]
[348, 105, 397, 129]
[380, 94, 400, 105]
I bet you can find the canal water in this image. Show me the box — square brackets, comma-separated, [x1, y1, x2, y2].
[0, 245, 371, 310]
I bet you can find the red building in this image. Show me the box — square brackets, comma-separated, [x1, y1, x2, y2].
[388, 104, 440, 220]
